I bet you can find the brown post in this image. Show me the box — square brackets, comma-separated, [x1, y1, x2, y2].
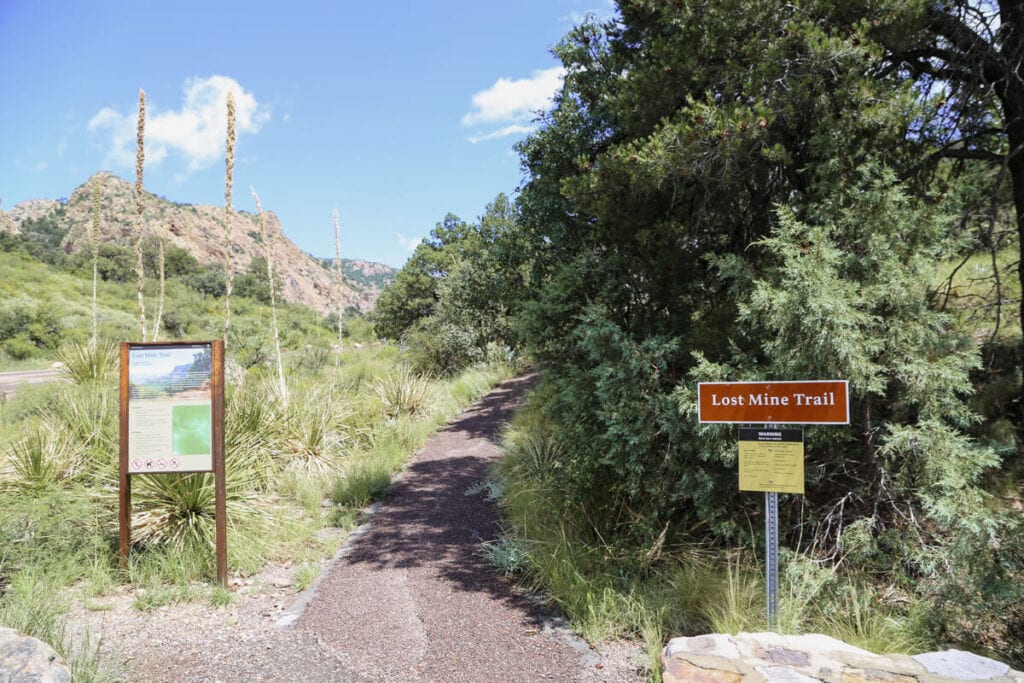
[212, 339, 228, 586]
[118, 342, 132, 573]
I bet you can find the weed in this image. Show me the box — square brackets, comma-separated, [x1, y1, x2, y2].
[208, 584, 235, 607]
[480, 534, 530, 576]
[293, 563, 320, 591]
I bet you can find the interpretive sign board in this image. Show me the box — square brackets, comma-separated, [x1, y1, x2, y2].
[738, 428, 804, 494]
[126, 343, 216, 473]
[119, 340, 227, 585]
[697, 380, 849, 424]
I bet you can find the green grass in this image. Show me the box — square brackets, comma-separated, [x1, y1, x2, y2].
[0, 334, 515, 677]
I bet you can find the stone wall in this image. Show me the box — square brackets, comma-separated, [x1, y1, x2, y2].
[662, 633, 1024, 683]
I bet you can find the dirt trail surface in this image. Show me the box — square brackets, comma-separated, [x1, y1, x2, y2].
[69, 372, 643, 682]
[296, 371, 643, 681]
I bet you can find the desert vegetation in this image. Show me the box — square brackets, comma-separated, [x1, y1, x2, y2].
[0, 94, 515, 681]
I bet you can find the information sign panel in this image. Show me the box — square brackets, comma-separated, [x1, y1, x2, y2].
[698, 380, 849, 424]
[738, 428, 804, 494]
[126, 343, 214, 473]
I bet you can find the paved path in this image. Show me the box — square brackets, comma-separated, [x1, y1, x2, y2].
[295, 372, 640, 682]
[0, 368, 59, 397]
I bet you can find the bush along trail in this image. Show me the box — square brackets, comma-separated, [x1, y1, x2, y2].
[294, 371, 644, 682]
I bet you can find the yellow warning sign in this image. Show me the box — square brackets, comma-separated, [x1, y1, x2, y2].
[738, 428, 804, 494]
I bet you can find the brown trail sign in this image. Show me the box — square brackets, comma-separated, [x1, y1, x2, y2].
[698, 379, 849, 629]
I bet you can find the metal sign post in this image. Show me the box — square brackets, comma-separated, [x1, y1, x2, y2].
[765, 490, 779, 630]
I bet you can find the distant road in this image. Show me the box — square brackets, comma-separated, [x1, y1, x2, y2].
[0, 368, 61, 398]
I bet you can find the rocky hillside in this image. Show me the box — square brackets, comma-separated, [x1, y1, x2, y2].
[1, 173, 390, 313]
[312, 256, 397, 292]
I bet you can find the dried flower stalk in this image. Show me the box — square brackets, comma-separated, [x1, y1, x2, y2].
[333, 208, 344, 354]
[134, 89, 147, 341]
[251, 187, 287, 406]
[223, 92, 236, 347]
[89, 181, 101, 348]
[151, 239, 166, 341]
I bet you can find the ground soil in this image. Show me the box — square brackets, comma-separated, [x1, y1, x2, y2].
[69, 372, 646, 682]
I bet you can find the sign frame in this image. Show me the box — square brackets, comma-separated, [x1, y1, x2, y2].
[697, 379, 849, 425]
[118, 340, 227, 585]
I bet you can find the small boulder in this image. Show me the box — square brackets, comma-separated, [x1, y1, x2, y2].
[0, 627, 71, 683]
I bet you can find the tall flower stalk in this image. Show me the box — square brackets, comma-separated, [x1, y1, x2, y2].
[223, 92, 236, 347]
[151, 239, 166, 341]
[134, 89, 147, 341]
[333, 208, 344, 354]
[89, 181, 101, 348]
[251, 187, 287, 406]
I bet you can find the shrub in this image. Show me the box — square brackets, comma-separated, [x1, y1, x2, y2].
[56, 339, 119, 385]
[401, 315, 481, 376]
[370, 367, 435, 419]
[2, 335, 36, 360]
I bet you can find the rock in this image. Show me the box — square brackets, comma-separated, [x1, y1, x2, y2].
[0, 627, 72, 683]
[662, 634, 1024, 683]
[913, 650, 1011, 681]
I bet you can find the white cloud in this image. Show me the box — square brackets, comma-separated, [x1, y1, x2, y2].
[396, 233, 423, 252]
[89, 76, 269, 172]
[466, 124, 536, 144]
[462, 67, 564, 143]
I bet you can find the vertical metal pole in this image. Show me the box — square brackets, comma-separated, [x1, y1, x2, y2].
[212, 340, 228, 587]
[765, 490, 779, 631]
[118, 342, 132, 574]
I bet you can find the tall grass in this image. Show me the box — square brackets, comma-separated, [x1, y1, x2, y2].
[0, 338, 514, 677]
[492, 404, 936, 680]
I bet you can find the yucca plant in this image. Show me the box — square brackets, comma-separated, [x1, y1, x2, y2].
[130, 444, 273, 558]
[56, 339, 119, 385]
[370, 366, 435, 419]
[1, 420, 87, 489]
[280, 388, 352, 476]
[42, 384, 118, 480]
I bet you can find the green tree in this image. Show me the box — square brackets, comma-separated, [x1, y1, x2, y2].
[371, 213, 471, 341]
[514, 1, 1001, 572]
[864, 1, 1024, 417]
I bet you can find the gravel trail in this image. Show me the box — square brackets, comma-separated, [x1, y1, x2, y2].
[69, 372, 643, 681]
[296, 372, 643, 682]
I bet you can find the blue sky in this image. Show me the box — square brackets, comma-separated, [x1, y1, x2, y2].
[0, 1, 614, 268]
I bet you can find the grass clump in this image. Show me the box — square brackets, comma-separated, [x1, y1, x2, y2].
[371, 366, 435, 419]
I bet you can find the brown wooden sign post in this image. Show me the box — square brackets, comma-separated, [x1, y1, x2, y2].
[698, 379, 849, 630]
[119, 340, 227, 586]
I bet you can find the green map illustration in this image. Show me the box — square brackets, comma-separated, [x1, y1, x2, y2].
[171, 405, 212, 455]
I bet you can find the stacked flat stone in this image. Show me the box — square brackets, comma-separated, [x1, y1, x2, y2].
[662, 633, 1024, 683]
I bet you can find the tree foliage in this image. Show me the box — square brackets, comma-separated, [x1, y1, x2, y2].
[373, 195, 527, 374]
[506, 0, 1020, 658]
